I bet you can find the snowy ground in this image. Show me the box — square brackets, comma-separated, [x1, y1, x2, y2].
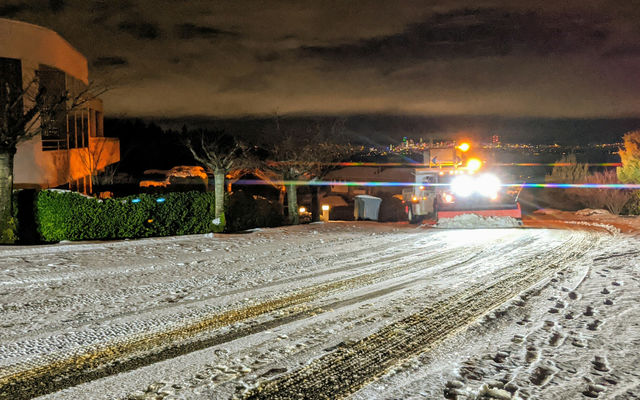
[0, 221, 639, 399]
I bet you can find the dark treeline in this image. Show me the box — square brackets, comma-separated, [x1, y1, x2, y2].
[104, 119, 194, 176]
[145, 114, 640, 146]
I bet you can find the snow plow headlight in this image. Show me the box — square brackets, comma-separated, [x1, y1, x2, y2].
[450, 173, 501, 198]
[451, 175, 475, 197]
[477, 174, 501, 198]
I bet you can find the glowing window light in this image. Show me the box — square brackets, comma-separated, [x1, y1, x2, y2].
[321, 205, 330, 211]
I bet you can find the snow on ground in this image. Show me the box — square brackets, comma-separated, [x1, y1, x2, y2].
[436, 214, 522, 229]
[0, 221, 638, 399]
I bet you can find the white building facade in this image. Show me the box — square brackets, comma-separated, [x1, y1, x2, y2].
[0, 18, 119, 193]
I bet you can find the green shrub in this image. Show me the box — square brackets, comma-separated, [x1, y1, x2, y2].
[35, 190, 224, 242]
[1, 217, 17, 244]
[226, 190, 284, 232]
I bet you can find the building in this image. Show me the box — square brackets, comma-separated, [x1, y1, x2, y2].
[0, 18, 119, 193]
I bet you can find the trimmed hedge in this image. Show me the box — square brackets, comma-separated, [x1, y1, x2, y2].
[36, 190, 224, 241]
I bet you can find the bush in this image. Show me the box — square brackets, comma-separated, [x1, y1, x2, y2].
[545, 154, 588, 210]
[579, 170, 632, 215]
[618, 131, 640, 184]
[377, 193, 408, 222]
[226, 190, 284, 232]
[35, 190, 224, 242]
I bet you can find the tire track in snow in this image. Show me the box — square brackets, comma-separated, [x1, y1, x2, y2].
[241, 232, 594, 400]
[0, 240, 485, 400]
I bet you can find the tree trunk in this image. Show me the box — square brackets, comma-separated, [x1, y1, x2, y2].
[311, 185, 319, 222]
[0, 149, 16, 243]
[286, 183, 299, 225]
[214, 168, 225, 218]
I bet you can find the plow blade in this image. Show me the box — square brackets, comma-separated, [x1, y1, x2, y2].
[437, 202, 522, 220]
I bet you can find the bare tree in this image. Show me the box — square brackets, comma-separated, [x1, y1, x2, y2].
[185, 129, 253, 219]
[263, 118, 353, 225]
[76, 135, 109, 194]
[0, 70, 106, 242]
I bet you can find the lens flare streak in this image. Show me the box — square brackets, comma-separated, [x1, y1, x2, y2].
[325, 162, 622, 167]
[234, 179, 640, 190]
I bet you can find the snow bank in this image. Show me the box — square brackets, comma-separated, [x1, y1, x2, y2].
[436, 214, 521, 229]
[575, 208, 611, 216]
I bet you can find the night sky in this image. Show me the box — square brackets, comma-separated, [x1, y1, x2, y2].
[3, 1, 640, 140]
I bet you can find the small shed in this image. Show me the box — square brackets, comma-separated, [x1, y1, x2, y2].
[354, 195, 382, 221]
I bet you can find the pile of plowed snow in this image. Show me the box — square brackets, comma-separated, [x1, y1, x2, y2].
[436, 214, 521, 228]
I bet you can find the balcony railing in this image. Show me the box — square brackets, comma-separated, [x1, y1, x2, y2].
[41, 139, 69, 151]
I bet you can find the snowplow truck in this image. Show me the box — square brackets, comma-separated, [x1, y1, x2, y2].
[401, 142, 522, 223]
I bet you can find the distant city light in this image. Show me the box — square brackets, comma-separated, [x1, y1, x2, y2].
[131, 198, 141, 203]
[457, 142, 470, 152]
[156, 198, 166, 203]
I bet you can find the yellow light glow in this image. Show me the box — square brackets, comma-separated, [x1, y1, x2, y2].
[458, 142, 470, 152]
[443, 194, 454, 203]
[419, 185, 425, 190]
[321, 205, 330, 211]
[466, 158, 482, 171]
[299, 207, 306, 213]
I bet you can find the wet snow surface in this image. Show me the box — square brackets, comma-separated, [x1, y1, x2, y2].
[0, 222, 639, 399]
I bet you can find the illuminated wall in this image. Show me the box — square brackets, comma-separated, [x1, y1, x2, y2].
[0, 18, 119, 192]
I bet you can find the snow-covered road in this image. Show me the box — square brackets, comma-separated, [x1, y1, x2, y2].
[0, 222, 638, 399]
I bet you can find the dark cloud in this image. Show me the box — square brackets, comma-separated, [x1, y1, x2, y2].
[49, 0, 64, 13]
[602, 44, 640, 58]
[117, 20, 160, 40]
[301, 8, 609, 63]
[218, 72, 271, 93]
[255, 51, 280, 63]
[7, 1, 640, 119]
[93, 56, 129, 67]
[175, 23, 237, 40]
[0, 3, 28, 17]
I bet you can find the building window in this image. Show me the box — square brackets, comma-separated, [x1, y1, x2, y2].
[0, 57, 23, 141]
[39, 65, 68, 151]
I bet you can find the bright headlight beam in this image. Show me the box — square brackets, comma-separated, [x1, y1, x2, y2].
[476, 174, 501, 197]
[450, 175, 475, 197]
